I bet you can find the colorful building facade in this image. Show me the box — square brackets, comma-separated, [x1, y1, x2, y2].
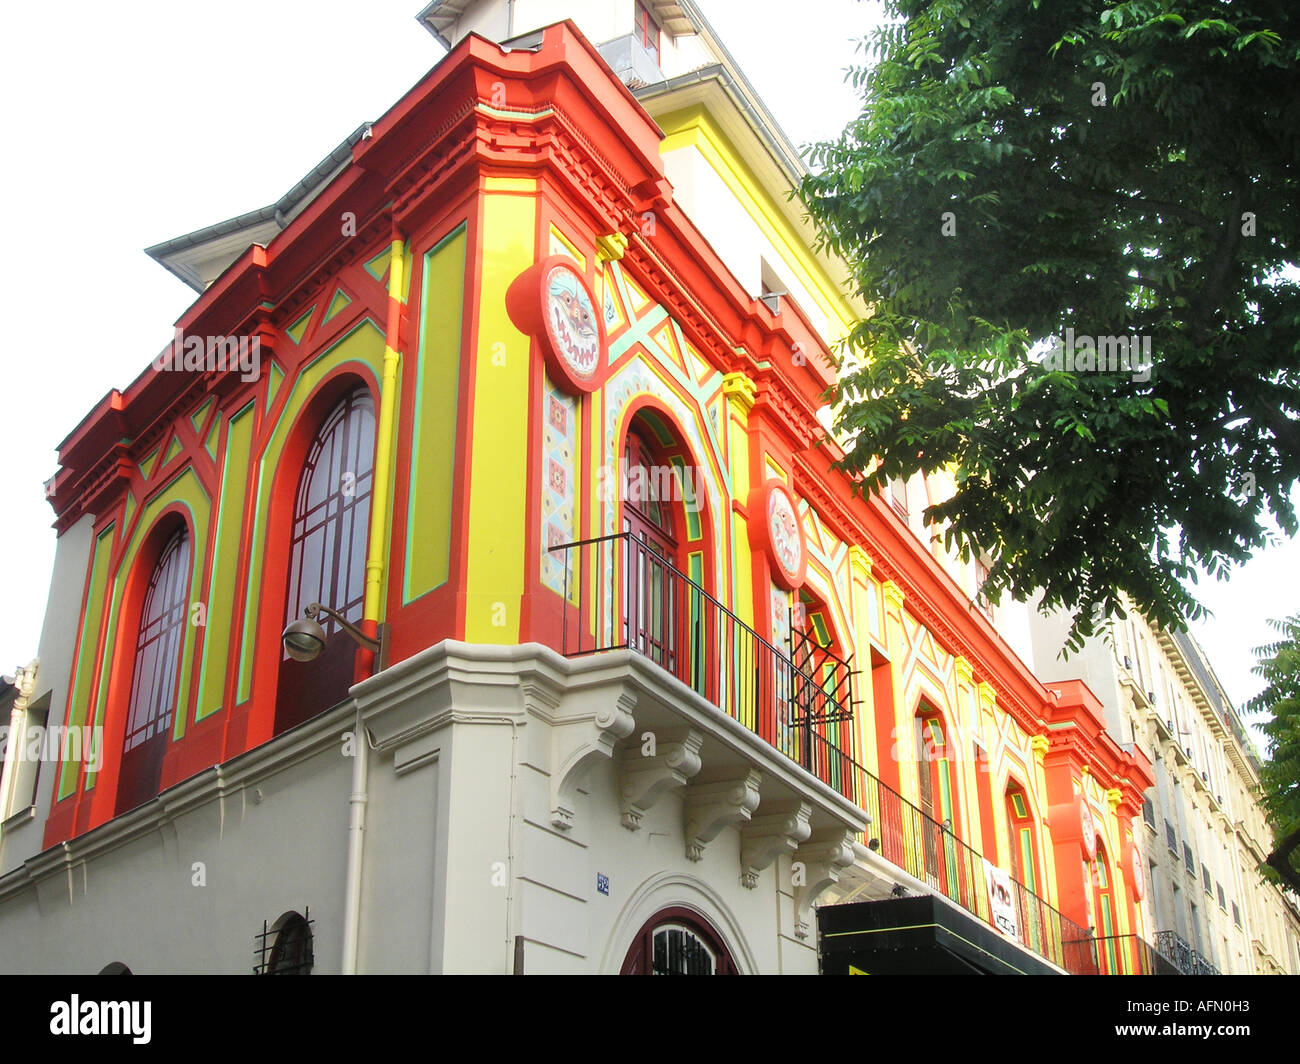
[0, 2, 1166, 974]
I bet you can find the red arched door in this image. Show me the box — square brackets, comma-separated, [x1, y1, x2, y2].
[620, 907, 738, 974]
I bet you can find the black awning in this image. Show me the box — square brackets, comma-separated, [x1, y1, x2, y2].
[818, 895, 1061, 976]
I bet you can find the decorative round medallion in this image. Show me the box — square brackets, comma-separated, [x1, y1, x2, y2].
[1079, 797, 1098, 861]
[749, 479, 806, 590]
[1129, 839, 1145, 900]
[506, 255, 606, 394]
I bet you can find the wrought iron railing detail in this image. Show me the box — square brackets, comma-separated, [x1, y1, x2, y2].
[1088, 933, 1181, 975]
[552, 532, 1173, 976]
[551, 533, 856, 796]
[1154, 929, 1220, 975]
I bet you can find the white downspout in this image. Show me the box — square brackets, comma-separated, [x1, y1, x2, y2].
[340, 706, 370, 973]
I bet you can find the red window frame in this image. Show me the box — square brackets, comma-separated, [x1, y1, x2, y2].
[636, 2, 661, 63]
[620, 907, 737, 974]
[116, 526, 191, 813]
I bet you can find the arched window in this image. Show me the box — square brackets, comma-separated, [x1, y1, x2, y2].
[116, 527, 190, 815]
[258, 910, 314, 975]
[276, 388, 375, 732]
[1092, 838, 1118, 972]
[620, 907, 737, 975]
[915, 706, 961, 890]
[1004, 781, 1041, 894]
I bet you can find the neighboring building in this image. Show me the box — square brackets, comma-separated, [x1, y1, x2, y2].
[1028, 595, 1300, 974]
[1, 3, 1162, 974]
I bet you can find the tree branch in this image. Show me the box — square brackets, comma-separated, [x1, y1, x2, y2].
[1266, 825, 1300, 896]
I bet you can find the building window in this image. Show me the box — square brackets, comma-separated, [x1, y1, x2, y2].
[276, 387, 375, 732]
[257, 910, 314, 975]
[653, 924, 715, 975]
[284, 388, 375, 639]
[1232, 901, 1241, 928]
[974, 559, 994, 620]
[620, 907, 737, 974]
[888, 476, 908, 517]
[1142, 795, 1155, 828]
[116, 527, 191, 814]
[635, 1, 661, 64]
[1004, 781, 1041, 894]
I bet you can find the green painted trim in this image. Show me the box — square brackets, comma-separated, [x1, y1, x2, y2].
[235, 321, 386, 702]
[57, 523, 116, 800]
[189, 397, 214, 436]
[138, 447, 158, 482]
[286, 309, 313, 344]
[265, 361, 286, 414]
[363, 248, 391, 283]
[403, 225, 466, 604]
[196, 402, 255, 722]
[324, 288, 352, 322]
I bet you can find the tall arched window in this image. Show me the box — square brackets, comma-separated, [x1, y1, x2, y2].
[276, 387, 375, 732]
[116, 527, 190, 815]
[1004, 781, 1041, 894]
[915, 707, 961, 890]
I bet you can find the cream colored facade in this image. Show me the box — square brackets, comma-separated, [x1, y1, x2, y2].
[1029, 596, 1300, 974]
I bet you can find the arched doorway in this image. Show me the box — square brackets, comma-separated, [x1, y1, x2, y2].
[915, 706, 961, 893]
[789, 587, 854, 792]
[620, 907, 738, 975]
[619, 410, 713, 699]
[1091, 838, 1119, 972]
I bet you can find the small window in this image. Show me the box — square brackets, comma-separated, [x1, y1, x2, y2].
[653, 924, 715, 975]
[888, 476, 908, 517]
[974, 559, 994, 620]
[636, 2, 661, 64]
[620, 907, 737, 974]
[257, 910, 314, 975]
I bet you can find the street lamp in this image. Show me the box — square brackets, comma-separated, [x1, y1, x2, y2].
[282, 603, 390, 671]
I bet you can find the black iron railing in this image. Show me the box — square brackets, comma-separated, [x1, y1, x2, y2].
[552, 532, 857, 796]
[1090, 933, 1181, 975]
[851, 757, 1100, 974]
[552, 532, 1168, 976]
[1154, 929, 1221, 975]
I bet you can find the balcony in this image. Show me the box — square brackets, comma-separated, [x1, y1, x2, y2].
[552, 533, 1172, 976]
[1154, 930, 1221, 975]
[1092, 934, 1182, 975]
[552, 533, 857, 797]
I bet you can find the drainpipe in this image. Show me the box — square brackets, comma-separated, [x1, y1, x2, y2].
[342, 232, 405, 974]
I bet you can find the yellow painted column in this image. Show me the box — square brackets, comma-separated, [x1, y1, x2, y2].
[363, 237, 406, 627]
[463, 177, 538, 642]
[722, 372, 756, 627]
[848, 546, 874, 772]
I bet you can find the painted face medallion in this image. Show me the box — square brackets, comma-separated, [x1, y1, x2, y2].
[768, 490, 801, 577]
[545, 264, 600, 382]
[749, 479, 806, 590]
[506, 255, 607, 395]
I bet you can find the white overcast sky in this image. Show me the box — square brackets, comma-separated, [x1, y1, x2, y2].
[0, 0, 1292, 747]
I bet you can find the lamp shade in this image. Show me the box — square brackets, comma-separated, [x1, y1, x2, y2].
[282, 617, 327, 662]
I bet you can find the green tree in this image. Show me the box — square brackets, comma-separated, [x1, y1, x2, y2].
[1245, 613, 1300, 894]
[800, 0, 1300, 648]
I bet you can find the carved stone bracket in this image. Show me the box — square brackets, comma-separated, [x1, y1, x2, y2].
[549, 690, 637, 831]
[739, 802, 812, 889]
[683, 769, 763, 861]
[618, 728, 704, 831]
[791, 829, 858, 940]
